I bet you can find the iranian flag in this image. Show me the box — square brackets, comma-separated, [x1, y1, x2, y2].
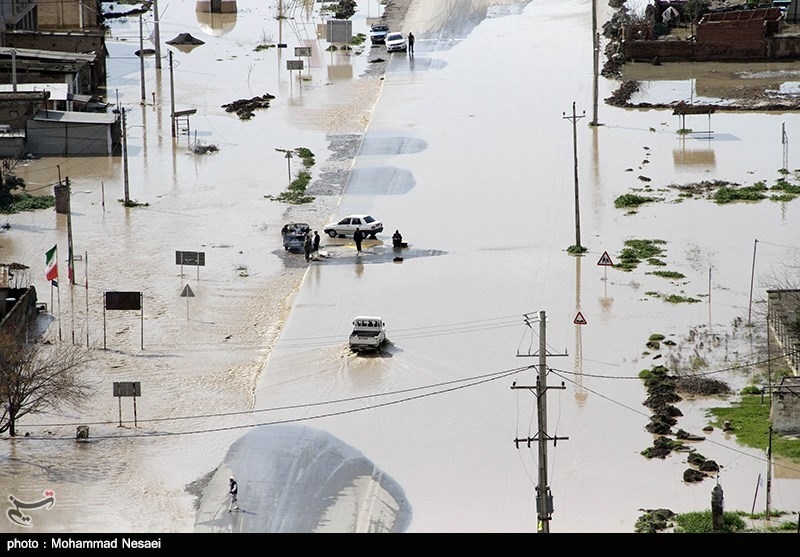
[45, 245, 58, 282]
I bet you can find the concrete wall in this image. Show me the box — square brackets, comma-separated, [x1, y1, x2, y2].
[0, 285, 39, 338]
[624, 35, 800, 61]
[771, 377, 800, 435]
[38, 0, 101, 30]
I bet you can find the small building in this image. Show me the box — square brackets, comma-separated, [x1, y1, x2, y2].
[26, 109, 120, 156]
[771, 377, 800, 435]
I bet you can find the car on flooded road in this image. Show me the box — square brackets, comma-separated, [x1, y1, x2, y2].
[370, 24, 389, 45]
[385, 32, 407, 53]
[324, 215, 383, 239]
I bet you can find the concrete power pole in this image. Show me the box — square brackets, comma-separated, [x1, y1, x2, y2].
[563, 103, 585, 252]
[513, 310, 567, 532]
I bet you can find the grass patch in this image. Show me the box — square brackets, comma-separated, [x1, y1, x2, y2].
[707, 395, 800, 461]
[614, 193, 659, 209]
[254, 44, 274, 52]
[615, 238, 667, 271]
[713, 183, 768, 204]
[673, 510, 747, 533]
[294, 147, 315, 168]
[566, 244, 588, 255]
[648, 270, 685, 280]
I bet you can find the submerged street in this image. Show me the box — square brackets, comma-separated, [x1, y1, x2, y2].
[1, 0, 799, 533]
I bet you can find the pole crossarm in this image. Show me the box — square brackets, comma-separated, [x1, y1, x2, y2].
[513, 433, 570, 449]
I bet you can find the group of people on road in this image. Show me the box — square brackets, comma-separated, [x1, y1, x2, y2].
[303, 231, 321, 262]
[299, 228, 405, 260]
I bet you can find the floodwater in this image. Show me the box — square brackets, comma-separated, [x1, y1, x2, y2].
[1, 0, 799, 534]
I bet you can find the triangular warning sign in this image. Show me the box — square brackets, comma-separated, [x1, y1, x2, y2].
[574, 312, 587, 325]
[597, 251, 614, 266]
[181, 284, 195, 298]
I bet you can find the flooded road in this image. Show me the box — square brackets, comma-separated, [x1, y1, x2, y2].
[1, 0, 799, 534]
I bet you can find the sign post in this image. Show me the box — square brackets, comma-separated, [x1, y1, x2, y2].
[181, 284, 195, 320]
[113, 381, 141, 427]
[597, 250, 614, 282]
[175, 250, 205, 281]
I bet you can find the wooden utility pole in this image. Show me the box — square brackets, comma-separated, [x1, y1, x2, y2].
[513, 311, 567, 533]
[563, 103, 585, 250]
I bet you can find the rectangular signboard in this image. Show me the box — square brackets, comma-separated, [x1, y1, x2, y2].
[295, 46, 311, 57]
[287, 60, 304, 71]
[105, 291, 142, 311]
[326, 20, 352, 44]
[175, 251, 205, 266]
[113, 381, 141, 397]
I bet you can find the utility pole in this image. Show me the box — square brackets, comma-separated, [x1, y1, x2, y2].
[153, 0, 162, 70]
[122, 108, 130, 204]
[169, 50, 176, 137]
[139, 14, 146, 104]
[563, 103, 585, 251]
[513, 311, 568, 533]
[766, 426, 773, 521]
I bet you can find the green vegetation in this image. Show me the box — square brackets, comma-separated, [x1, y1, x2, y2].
[566, 244, 588, 255]
[294, 147, 315, 168]
[0, 174, 55, 213]
[120, 199, 148, 207]
[0, 192, 55, 213]
[713, 182, 768, 204]
[614, 193, 659, 209]
[266, 147, 316, 204]
[707, 395, 800, 461]
[615, 238, 667, 271]
[351, 33, 367, 45]
[267, 170, 314, 205]
[254, 44, 274, 52]
[673, 510, 747, 533]
[648, 333, 665, 342]
[649, 270, 685, 280]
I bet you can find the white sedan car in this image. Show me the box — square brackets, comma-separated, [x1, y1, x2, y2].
[323, 215, 384, 239]
[385, 32, 407, 53]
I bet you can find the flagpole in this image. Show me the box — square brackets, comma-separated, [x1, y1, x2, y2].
[57, 282, 62, 342]
[66, 177, 75, 344]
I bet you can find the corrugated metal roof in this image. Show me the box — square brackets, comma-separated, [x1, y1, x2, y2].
[33, 110, 116, 124]
[0, 47, 95, 63]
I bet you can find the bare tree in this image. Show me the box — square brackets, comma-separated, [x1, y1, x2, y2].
[0, 333, 94, 437]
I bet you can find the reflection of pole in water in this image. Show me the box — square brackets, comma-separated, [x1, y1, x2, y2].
[708, 268, 712, 331]
[574, 255, 587, 406]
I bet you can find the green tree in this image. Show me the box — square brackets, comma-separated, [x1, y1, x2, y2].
[334, 0, 356, 19]
[0, 174, 26, 208]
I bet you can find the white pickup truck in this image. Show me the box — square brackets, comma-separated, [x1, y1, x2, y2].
[349, 316, 387, 353]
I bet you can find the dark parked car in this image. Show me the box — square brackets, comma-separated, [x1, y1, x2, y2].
[370, 24, 389, 44]
[281, 222, 310, 252]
